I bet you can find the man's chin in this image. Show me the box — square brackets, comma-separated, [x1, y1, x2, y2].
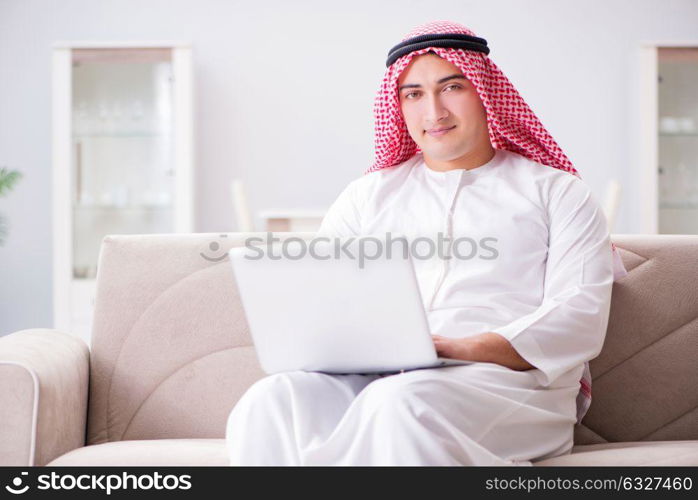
[420, 148, 463, 163]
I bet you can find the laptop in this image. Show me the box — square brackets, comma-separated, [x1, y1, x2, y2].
[227, 235, 472, 375]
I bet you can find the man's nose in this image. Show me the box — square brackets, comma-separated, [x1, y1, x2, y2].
[425, 94, 449, 124]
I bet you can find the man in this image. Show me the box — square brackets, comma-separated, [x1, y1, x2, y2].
[226, 20, 626, 466]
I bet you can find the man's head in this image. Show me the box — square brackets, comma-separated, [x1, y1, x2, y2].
[397, 52, 493, 171]
[368, 20, 577, 177]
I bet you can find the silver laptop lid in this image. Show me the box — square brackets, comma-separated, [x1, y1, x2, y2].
[228, 235, 442, 374]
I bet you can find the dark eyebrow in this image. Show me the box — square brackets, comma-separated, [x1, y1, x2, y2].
[398, 74, 466, 92]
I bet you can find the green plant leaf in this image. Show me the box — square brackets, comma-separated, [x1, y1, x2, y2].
[0, 167, 22, 198]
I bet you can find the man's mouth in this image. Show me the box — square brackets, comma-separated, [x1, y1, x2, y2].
[426, 125, 456, 137]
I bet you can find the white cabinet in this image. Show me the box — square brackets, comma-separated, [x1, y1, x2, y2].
[640, 44, 698, 234]
[52, 42, 194, 347]
[657, 48, 698, 233]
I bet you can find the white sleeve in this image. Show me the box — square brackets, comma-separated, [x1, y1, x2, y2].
[316, 179, 364, 238]
[490, 175, 614, 387]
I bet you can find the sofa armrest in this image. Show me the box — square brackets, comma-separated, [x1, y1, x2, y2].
[0, 329, 89, 466]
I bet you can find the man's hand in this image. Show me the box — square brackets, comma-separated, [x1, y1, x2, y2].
[432, 332, 535, 371]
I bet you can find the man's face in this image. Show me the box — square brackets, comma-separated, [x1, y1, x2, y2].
[397, 53, 491, 168]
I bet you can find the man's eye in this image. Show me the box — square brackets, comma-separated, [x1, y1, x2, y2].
[404, 85, 461, 99]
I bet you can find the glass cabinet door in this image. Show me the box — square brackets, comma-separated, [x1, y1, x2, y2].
[71, 48, 175, 279]
[657, 47, 698, 234]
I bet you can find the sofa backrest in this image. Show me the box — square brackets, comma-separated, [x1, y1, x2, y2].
[85, 233, 698, 446]
[576, 234, 698, 445]
[86, 232, 315, 445]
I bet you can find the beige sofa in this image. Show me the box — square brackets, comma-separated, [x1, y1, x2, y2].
[1, 232, 697, 466]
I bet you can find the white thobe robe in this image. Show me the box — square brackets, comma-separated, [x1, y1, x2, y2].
[225, 148, 615, 466]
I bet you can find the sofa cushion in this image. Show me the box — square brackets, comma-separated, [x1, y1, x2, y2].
[46, 439, 229, 466]
[45, 438, 698, 466]
[85, 233, 310, 446]
[536, 440, 698, 466]
[580, 235, 698, 444]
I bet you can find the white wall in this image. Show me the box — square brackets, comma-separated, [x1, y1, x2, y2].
[1, 0, 698, 335]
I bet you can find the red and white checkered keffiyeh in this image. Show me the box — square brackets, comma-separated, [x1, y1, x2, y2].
[367, 20, 628, 424]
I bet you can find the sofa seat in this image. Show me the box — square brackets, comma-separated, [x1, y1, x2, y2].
[45, 438, 698, 466]
[46, 439, 230, 466]
[537, 441, 698, 466]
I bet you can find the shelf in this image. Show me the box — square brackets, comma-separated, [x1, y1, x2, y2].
[73, 203, 172, 210]
[659, 132, 698, 137]
[73, 133, 168, 138]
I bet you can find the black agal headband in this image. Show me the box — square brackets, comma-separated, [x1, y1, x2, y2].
[386, 33, 490, 68]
